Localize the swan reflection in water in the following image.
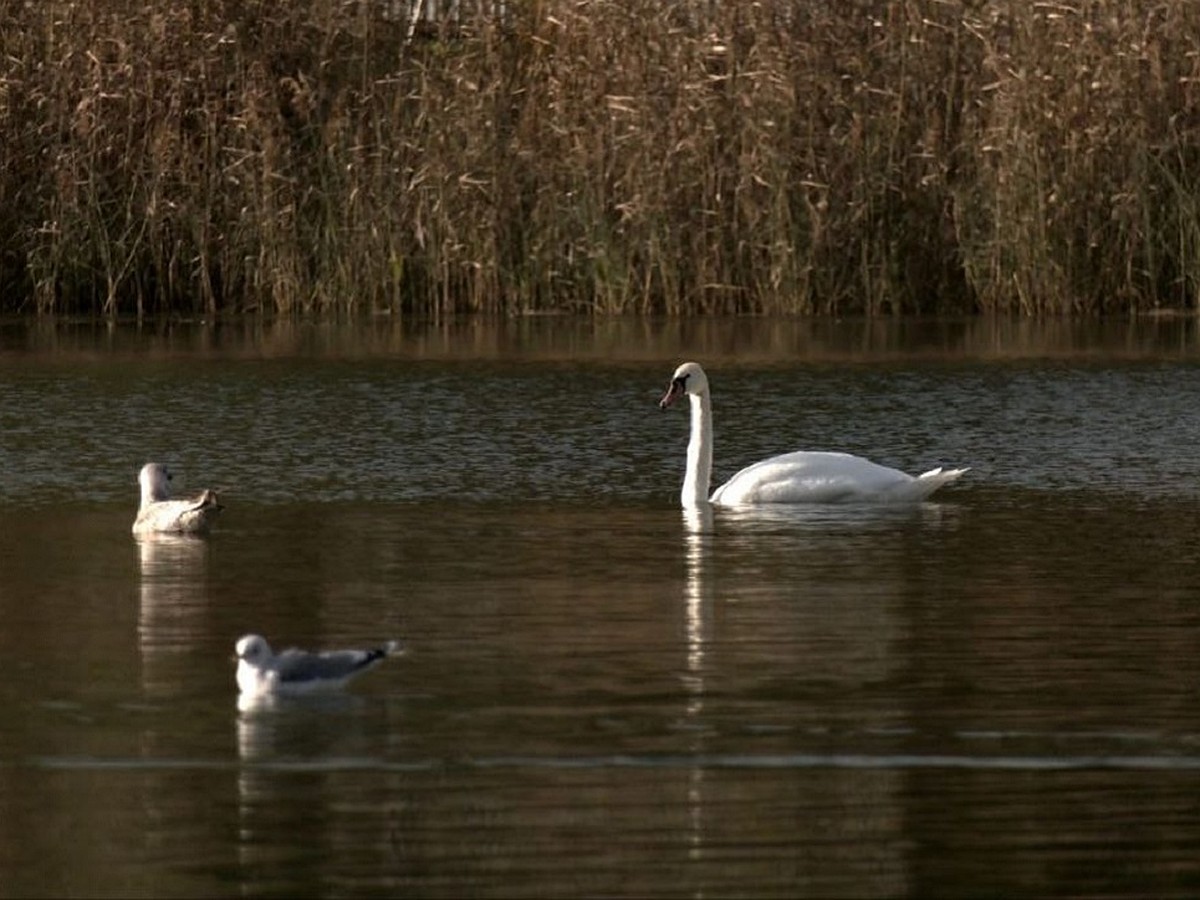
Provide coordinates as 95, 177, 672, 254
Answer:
682, 505, 714, 718
709, 499, 953, 532
682, 505, 714, 863
679, 499, 961, 888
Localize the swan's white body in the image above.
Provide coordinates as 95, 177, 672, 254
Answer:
234, 634, 403, 698
659, 362, 967, 508
132, 462, 222, 535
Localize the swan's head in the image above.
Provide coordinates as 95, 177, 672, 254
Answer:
138, 462, 173, 502
235, 634, 273, 666
659, 361, 709, 409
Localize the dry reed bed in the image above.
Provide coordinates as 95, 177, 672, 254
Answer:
1, 0, 1199, 316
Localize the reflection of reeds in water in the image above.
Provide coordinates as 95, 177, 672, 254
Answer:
16, 316, 1200, 366
5, 2, 1200, 316
136, 533, 211, 695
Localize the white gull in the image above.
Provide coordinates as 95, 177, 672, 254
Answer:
234, 634, 404, 698
132, 462, 222, 535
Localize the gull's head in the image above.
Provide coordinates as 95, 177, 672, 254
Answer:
659, 361, 709, 409
138, 462, 173, 502
235, 634, 272, 667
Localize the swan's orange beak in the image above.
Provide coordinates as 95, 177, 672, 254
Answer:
659, 378, 685, 409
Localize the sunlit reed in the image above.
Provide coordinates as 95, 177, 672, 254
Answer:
2, 1, 1199, 316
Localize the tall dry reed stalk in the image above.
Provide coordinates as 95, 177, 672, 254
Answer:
1, 0, 1200, 316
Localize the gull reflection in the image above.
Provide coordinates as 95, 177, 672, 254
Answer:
236, 691, 366, 758
236, 695, 283, 891
136, 532, 211, 696
236, 690, 369, 893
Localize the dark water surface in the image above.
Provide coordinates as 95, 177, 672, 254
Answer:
3, 316, 1200, 898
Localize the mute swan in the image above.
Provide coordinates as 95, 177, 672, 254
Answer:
234, 634, 404, 697
132, 462, 222, 535
659, 361, 968, 507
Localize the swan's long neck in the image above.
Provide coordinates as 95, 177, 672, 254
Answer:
682, 390, 714, 507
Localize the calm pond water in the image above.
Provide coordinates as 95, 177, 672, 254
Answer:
3, 316, 1200, 898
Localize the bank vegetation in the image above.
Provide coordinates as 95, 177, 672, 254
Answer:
2, 0, 1199, 317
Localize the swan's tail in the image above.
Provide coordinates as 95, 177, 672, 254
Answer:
916, 465, 964, 494
892, 468, 974, 504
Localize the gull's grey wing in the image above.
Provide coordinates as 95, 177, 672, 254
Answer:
273, 646, 391, 684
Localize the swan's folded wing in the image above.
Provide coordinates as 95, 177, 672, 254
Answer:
711, 451, 920, 505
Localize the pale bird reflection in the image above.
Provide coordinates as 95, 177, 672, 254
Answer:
682, 504, 714, 866
136, 532, 211, 697
682, 504, 714, 716
234, 634, 403, 699
235, 690, 370, 891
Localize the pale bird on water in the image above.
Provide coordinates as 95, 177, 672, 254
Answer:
132, 462, 222, 535
659, 361, 969, 507
234, 634, 404, 698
